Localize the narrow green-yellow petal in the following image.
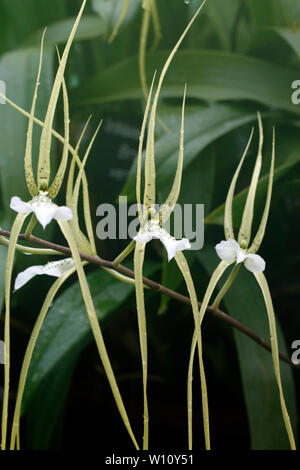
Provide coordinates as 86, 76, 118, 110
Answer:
143, 0, 207, 211
238, 113, 263, 247
1, 213, 28, 450
160, 85, 186, 223
133, 241, 149, 449
224, 128, 254, 240
58, 220, 139, 449
48, 49, 70, 199
254, 272, 296, 450
248, 128, 275, 254
10, 262, 82, 450
25, 30, 46, 197
175, 251, 210, 450
108, 0, 131, 43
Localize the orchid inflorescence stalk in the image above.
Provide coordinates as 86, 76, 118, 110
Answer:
0, 0, 296, 452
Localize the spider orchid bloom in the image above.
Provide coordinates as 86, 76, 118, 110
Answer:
134, 220, 191, 262
190, 114, 296, 450
14, 258, 75, 291
215, 238, 265, 273
10, 192, 72, 230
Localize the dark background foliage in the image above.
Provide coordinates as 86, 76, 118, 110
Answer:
0, 0, 299, 450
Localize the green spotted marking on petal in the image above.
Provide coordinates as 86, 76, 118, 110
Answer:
159, 85, 186, 223
133, 241, 149, 449
224, 128, 254, 240
248, 128, 275, 254
25, 30, 47, 197
58, 220, 139, 450
37, 0, 86, 190
254, 272, 296, 450
10, 261, 82, 450
238, 113, 263, 248
175, 251, 210, 450
48, 50, 70, 199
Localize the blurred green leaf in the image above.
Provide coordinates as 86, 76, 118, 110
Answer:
22, 260, 159, 414
25, 15, 107, 47
121, 103, 268, 203
198, 247, 297, 449
73, 50, 300, 115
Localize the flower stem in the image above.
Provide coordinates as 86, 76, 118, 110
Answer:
212, 264, 241, 313
24, 214, 37, 240
112, 239, 136, 267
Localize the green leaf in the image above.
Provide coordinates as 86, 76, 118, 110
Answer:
122, 103, 266, 203
72, 50, 300, 116
22, 261, 158, 414
274, 27, 300, 57
198, 247, 297, 449
204, 0, 238, 50
25, 15, 107, 47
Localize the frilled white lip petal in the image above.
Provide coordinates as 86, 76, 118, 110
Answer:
134, 224, 190, 261
10, 194, 73, 229
10, 196, 33, 215
215, 239, 241, 263
244, 253, 266, 273
14, 258, 75, 291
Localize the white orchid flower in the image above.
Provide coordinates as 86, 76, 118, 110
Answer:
14, 257, 75, 291
134, 220, 190, 262
215, 238, 265, 273
10, 192, 72, 229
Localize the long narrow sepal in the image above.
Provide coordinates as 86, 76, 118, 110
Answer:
58, 220, 139, 449
248, 128, 275, 254
254, 272, 296, 450
1, 213, 29, 450
160, 85, 186, 223
108, 0, 131, 43
143, 0, 207, 210
136, 73, 156, 222
133, 242, 149, 449
238, 113, 263, 247
10, 262, 82, 450
48, 49, 70, 199
37, 0, 86, 190
175, 251, 210, 450
224, 128, 254, 240
25, 30, 46, 197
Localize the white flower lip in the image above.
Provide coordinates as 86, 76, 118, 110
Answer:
10, 194, 73, 229
215, 238, 265, 273
14, 258, 75, 291
134, 222, 191, 261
